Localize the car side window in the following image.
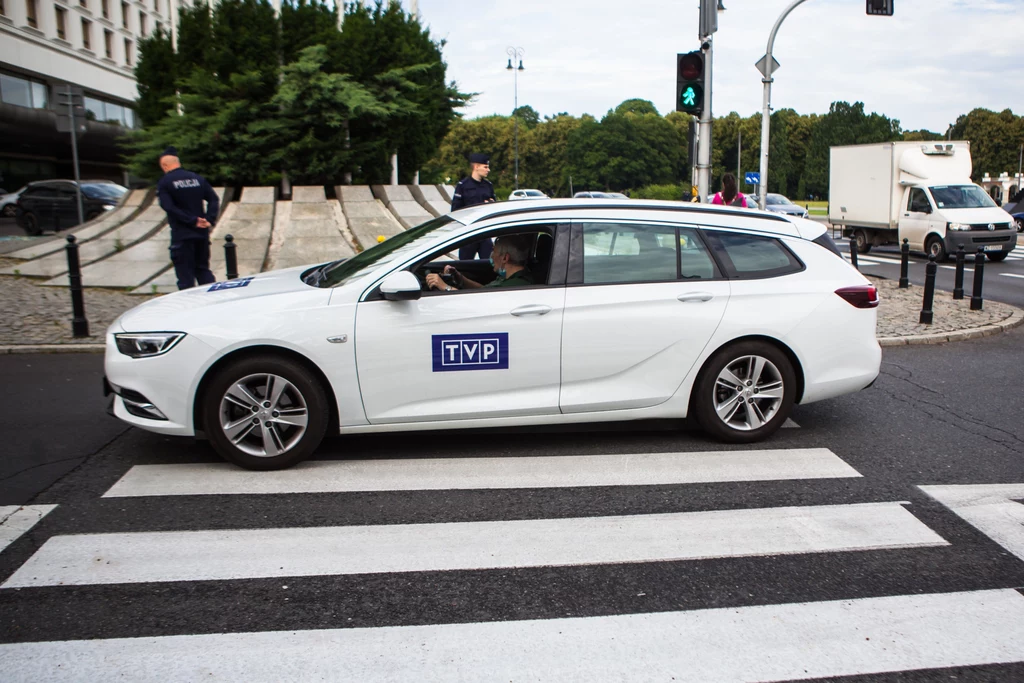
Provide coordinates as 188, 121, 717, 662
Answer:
908, 188, 930, 213
580, 222, 716, 284
705, 230, 803, 279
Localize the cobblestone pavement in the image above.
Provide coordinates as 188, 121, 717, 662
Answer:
0, 258, 1020, 348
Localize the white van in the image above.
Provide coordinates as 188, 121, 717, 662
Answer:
829, 141, 1016, 261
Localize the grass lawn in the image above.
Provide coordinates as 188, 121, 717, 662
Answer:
800, 200, 828, 215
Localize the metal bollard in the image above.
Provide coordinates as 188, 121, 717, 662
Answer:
849, 237, 859, 270
224, 234, 238, 281
65, 235, 89, 337
899, 238, 910, 288
970, 248, 985, 311
54, 212, 61, 233
919, 253, 936, 325
953, 245, 965, 300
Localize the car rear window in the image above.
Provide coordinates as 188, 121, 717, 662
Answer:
705, 230, 804, 279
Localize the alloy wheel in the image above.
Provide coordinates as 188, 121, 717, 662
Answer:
218, 373, 309, 457
712, 355, 785, 431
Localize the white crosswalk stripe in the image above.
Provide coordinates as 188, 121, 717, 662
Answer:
1, 447, 1022, 680
2, 590, 1023, 682
0, 505, 57, 554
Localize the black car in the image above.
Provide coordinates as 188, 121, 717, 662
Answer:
15, 180, 128, 235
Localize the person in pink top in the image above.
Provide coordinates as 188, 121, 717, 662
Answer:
711, 173, 750, 208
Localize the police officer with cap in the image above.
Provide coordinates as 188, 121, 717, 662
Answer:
451, 152, 496, 260
156, 146, 221, 290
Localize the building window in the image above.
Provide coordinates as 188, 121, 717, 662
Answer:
0, 73, 48, 110
155, 20, 161, 33
81, 18, 91, 50
151, 0, 156, 12
104, 29, 112, 58
124, 37, 132, 65
101, 0, 108, 19
84, 95, 135, 127
120, 1, 127, 28
79, 0, 86, 8
25, 0, 37, 28
138, 10, 145, 36
1, 0, 6, 17
55, 7, 67, 39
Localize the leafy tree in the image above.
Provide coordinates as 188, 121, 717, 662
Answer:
513, 105, 540, 129
567, 108, 683, 191
519, 113, 583, 195
949, 109, 1024, 181
903, 129, 944, 142
209, 0, 281, 97
280, 0, 339, 64
176, 1, 214, 80
253, 45, 410, 185
421, 115, 516, 189
614, 99, 660, 117
803, 101, 902, 198
134, 27, 176, 128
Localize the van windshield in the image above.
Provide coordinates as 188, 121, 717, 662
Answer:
929, 185, 997, 209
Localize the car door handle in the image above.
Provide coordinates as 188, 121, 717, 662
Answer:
510, 304, 552, 317
677, 292, 714, 303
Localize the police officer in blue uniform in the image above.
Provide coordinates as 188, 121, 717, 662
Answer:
451, 152, 496, 260
156, 147, 221, 290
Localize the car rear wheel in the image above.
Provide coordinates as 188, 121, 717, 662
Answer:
852, 229, 871, 254
2, 204, 15, 217
693, 341, 796, 443
201, 355, 329, 470
21, 212, 40, 236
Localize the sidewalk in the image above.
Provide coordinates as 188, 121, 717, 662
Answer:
0, 260, 1021, 352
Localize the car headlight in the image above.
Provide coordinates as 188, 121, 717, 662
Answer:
114, 332, 185, 358
103, 204, 116, 211
947, 222, 971, 231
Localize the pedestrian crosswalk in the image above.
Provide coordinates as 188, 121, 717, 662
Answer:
1, 446, 1023, 681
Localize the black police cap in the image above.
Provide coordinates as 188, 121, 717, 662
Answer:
468, 153, 489, 165
160, 146, 179, 158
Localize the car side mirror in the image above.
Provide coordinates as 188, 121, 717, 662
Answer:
380, 271, 422, 301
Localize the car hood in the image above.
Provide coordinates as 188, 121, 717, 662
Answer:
118, 264, 325, 332
937, 207, 1015, 224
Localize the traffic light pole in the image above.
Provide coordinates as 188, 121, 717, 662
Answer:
697, 35, 713, 202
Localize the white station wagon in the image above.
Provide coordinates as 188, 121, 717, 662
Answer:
104, 199, 881, 470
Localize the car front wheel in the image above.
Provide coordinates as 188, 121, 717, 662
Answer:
201, 354, 329, 470
986, 251, 1008, 262
21, 212, 40, 236
693, 341, 796, 443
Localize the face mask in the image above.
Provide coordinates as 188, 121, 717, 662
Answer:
491, 255, 506, 278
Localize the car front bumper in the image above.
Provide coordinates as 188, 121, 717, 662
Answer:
945, 229, 1017, 254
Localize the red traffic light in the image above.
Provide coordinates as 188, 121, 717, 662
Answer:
678, 52, 703, 80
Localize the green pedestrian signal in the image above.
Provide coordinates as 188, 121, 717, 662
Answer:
675, 51, 705, 116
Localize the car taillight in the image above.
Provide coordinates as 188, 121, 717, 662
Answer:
835, 285, 879, 309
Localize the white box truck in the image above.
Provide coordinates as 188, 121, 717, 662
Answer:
829, 141, 1016, 261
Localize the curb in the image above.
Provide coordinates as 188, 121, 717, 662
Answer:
877, 309, 1024, 347
0, 344, 105, 354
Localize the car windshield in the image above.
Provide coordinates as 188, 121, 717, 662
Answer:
315, 215, 457, 288
81, 182, 128, 200
525, 190, 544, 196
766, 195, 792, 205
929, 185, 997, 209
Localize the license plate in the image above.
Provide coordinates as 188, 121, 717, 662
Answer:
984, 245, 1004, 252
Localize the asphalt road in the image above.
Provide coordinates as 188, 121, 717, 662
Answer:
1, 332, 1024, 680
837, 235, 1024, 308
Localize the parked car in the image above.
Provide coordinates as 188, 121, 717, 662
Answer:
0, 186, 27, 217
15, 180, 128, 235
763, 193, 810, 218
508, 189, 549, 200
104, 199, 880, 470
574, 191, 612, 198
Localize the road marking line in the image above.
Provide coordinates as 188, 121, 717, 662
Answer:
102, 448, 859, 497
1, 502, 945, 588
1, 590, 1021, 682
920, 483, 1024, 562
1001, 273, 1024, 279
0, 505, 57, 554
781, 418, 799, 428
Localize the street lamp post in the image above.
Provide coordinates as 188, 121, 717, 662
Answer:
506, 46, 525, 190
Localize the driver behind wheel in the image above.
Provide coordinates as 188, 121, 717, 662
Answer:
425, 235, 534, 292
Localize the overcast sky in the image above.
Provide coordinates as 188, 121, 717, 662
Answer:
412, 0, 1023, 134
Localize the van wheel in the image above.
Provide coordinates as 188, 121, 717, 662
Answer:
925, 235, 947, 262
201, 354, 329, 470
853, 229, 872, 254
986, 251, 1008, 262
693, 341, 796, 443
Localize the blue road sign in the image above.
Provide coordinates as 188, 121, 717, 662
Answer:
744, 172, 760, 185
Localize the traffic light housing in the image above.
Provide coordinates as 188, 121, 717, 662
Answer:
676, 51, 704, 116
866, 0, 893, 16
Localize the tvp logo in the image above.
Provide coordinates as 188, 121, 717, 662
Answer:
432, 333, 509, 372
208, 277, 253, 292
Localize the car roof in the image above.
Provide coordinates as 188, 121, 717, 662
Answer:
449, 198, 811, 238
